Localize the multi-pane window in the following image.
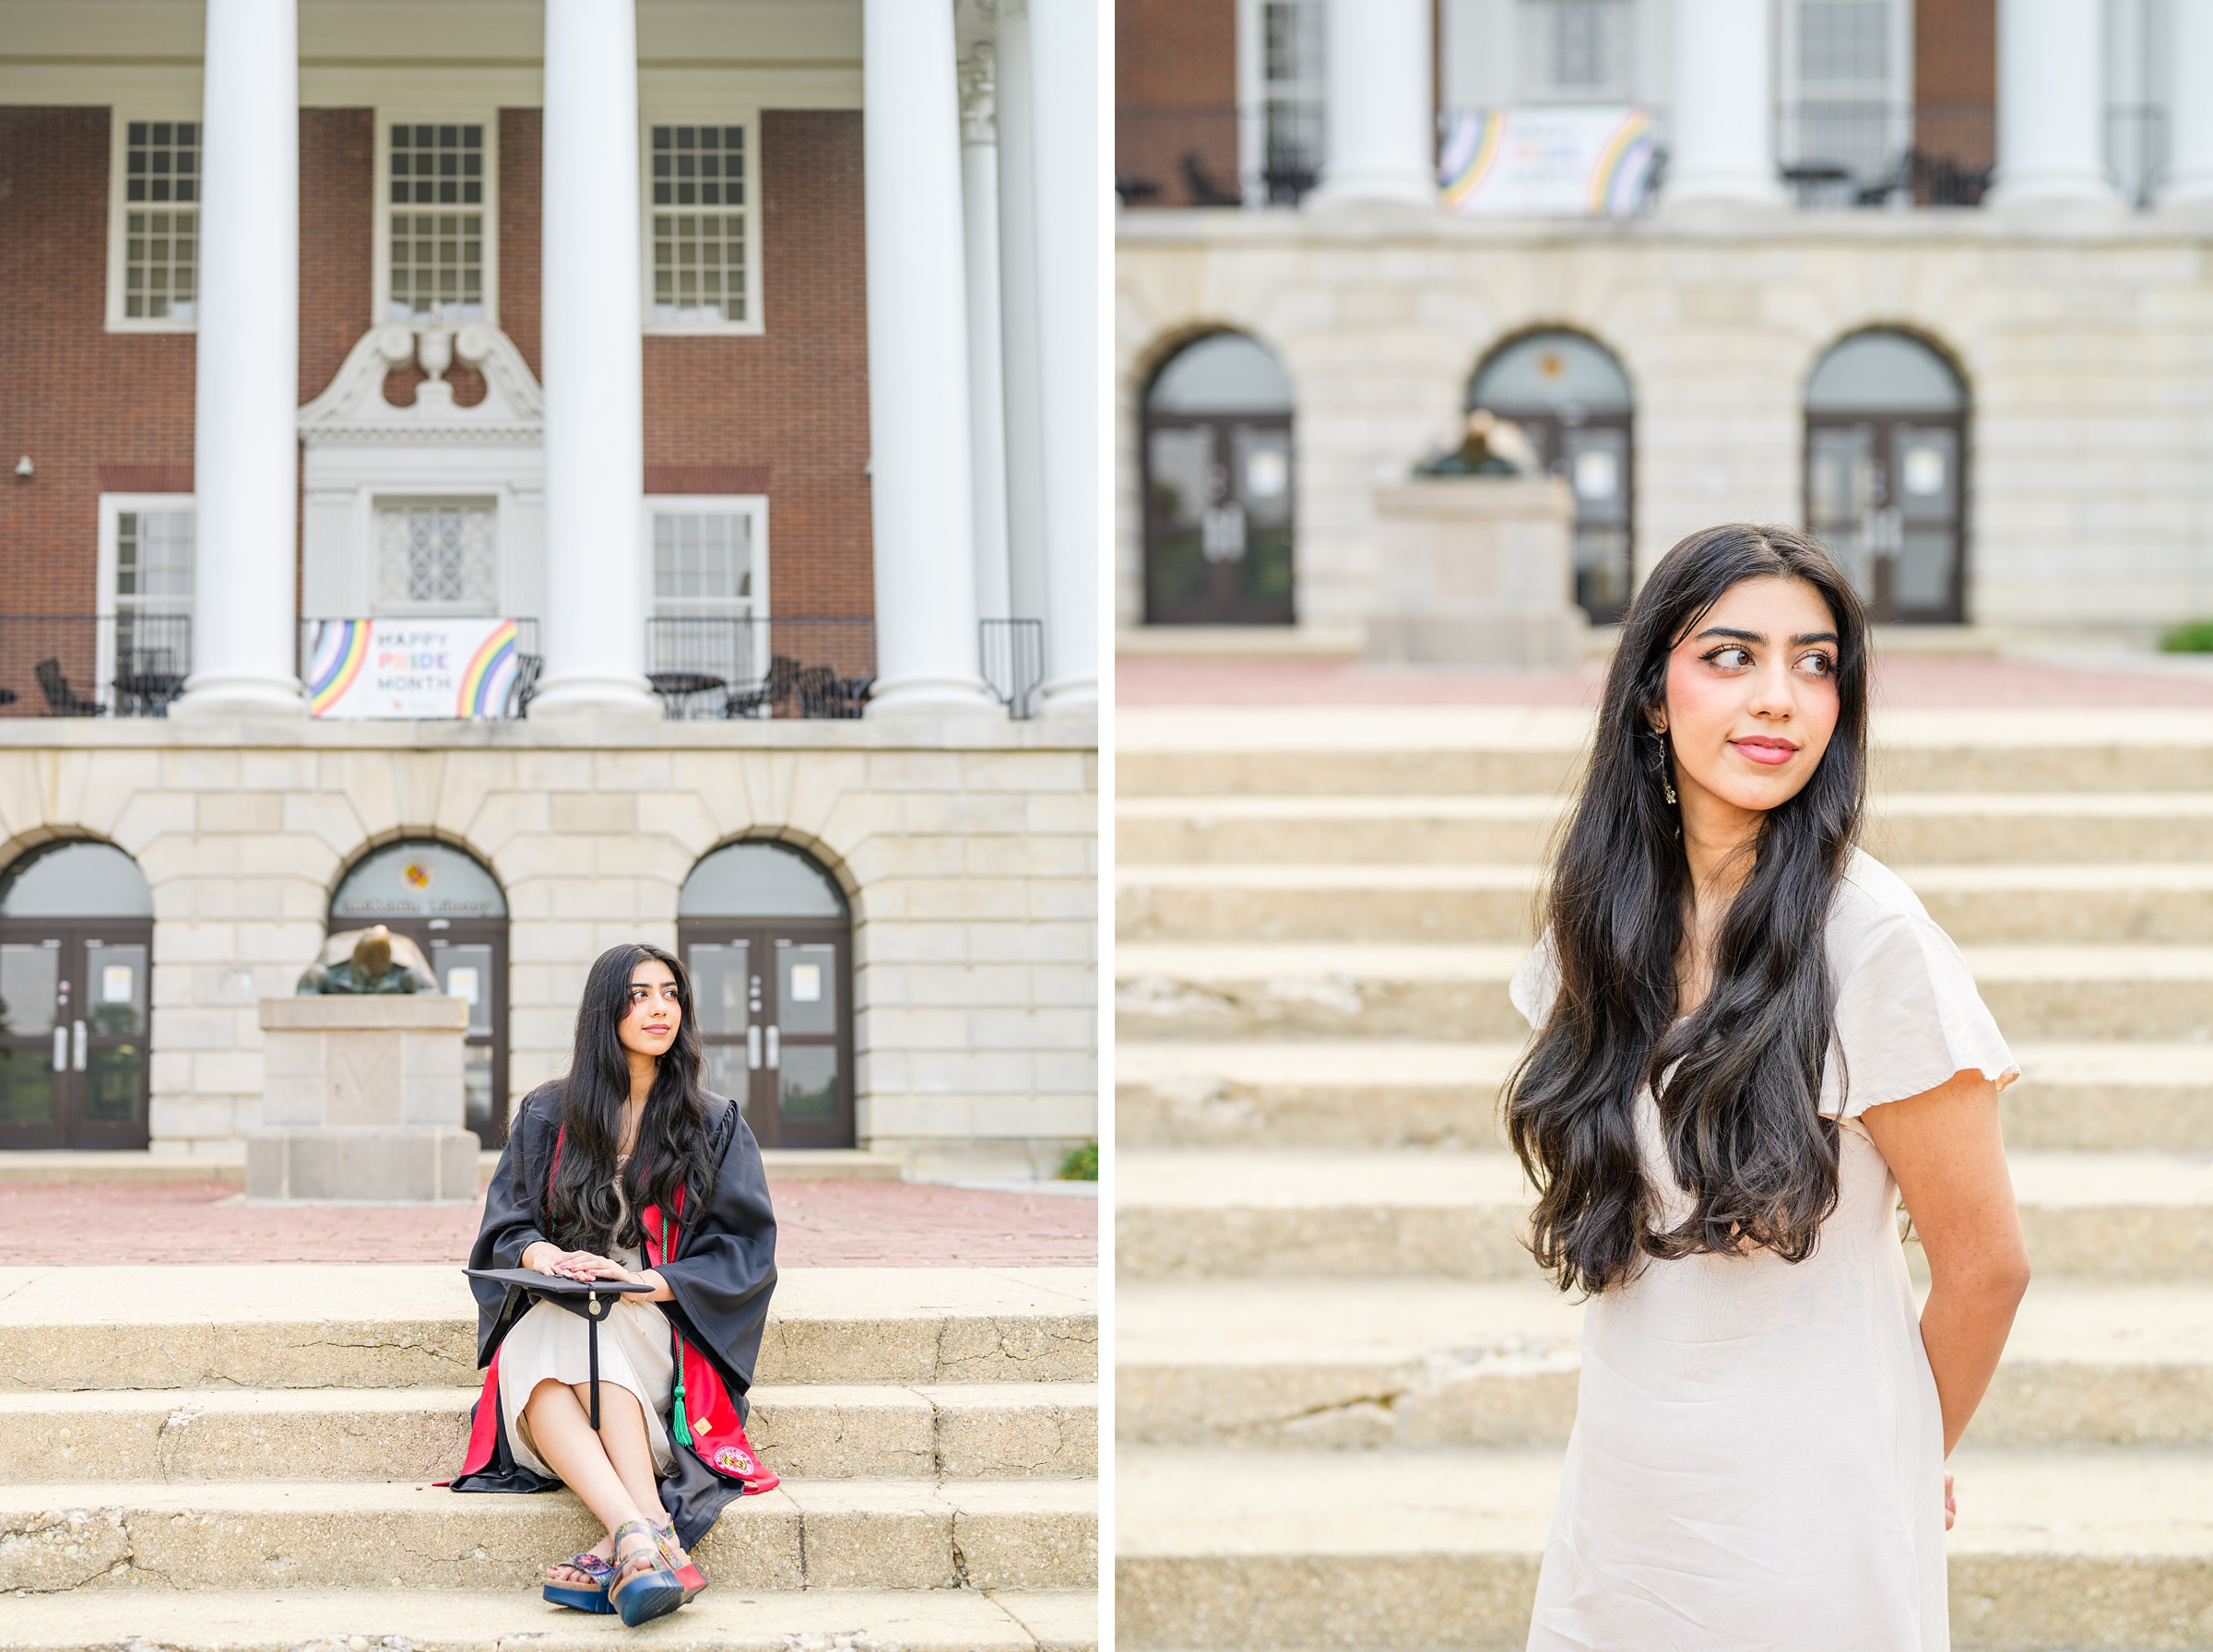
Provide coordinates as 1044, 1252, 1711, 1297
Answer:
1517, 0, 1635, 101
376, 502, 496, 613
114, 510, 194, 662
388, 124, 485, 322
654, 513, 757, 613
649, 126, 748, 324
121, 122, 199, 321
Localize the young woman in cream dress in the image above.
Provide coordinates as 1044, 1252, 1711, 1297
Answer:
1506, 525, 2030, 1651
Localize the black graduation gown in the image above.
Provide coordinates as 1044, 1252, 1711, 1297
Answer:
447, 1083, 778, 1547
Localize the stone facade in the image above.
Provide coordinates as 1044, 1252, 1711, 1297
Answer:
1117, 206, 2213, 648
0, 714, 1097, 1180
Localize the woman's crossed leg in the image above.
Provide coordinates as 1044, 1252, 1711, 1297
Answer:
524, 1378, 693, 1588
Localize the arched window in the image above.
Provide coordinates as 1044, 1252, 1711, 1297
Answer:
678, 842, 853, 1150
1142, 331, 1296, 626
329, 840, 510, 1145
1805, 330, 1968, 623
0, 841, 154, 1150
1468, 330, 1637, 623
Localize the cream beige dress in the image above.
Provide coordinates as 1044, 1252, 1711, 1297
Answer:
1512, 851, 2018, 1652
498, 1157, 678, 1480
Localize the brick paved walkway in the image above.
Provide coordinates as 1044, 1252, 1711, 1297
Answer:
1118, 651, 2213, 710
0, 1179, 1096, 1268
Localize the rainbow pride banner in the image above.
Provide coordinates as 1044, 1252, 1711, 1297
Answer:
1439, 107, 1655, 218
306, 618, 522, 719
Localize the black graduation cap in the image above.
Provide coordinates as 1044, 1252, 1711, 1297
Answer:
466, 1268, 654, 1430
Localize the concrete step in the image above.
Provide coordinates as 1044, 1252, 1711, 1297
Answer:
0, 1475, 1097, 1594
0, 1150, 244, 1185
1116, 1039, 2213, 1153
1115, 1442, 2213, 1650
1117, 792, 2213, 867
1116, 1149, 2213, 1282
0, 1381, 1098, 1483
0, 1265, 1098, 1392
0, 1587, 1097, 1652
1115, 942, 2213, 1042
1118, 1277, 2213, 1449
1118, 706, 2213, 797
1118, 863, 2213, 947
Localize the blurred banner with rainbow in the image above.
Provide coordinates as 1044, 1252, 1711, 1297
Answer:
306, 618, 522, 719
1439, 107, 1655, 217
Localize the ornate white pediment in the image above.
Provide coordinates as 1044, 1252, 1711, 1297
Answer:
298, 324, 544, 446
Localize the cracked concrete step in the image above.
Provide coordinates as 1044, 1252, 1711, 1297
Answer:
0, 1476, 1097, 1594
0, 1381, 1099, 1484
1118, 1278, 2213, 1449
0, 1587, 1097, 1652
1117, 793, 2213, 867
1118, 863, 2213, 947
1118, 706, 2213, 796
1116, 1040, 2213, 1153
0, 1265, 1097, 1392
1115, 1442, 2213, 1650
1115, 942, 2213, 1041
1116, 1149, 2213, 1282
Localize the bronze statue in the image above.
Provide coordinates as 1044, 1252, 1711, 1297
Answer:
1417, 407, 1540, 477
297, 924, 438, 995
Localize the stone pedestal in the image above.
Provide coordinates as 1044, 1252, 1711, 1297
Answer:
247, 996, 479, 1201
1366, 477, 1588, 667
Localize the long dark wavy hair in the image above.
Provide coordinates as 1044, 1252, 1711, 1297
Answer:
549, 942, 722, 1254
1505, 524, 1871, 1296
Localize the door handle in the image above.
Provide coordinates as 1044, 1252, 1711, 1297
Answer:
765, 1025, 780, 1069
52, 1027, 66, 1072
746, 1025, 762, 1069
72, 1021, 87, 1071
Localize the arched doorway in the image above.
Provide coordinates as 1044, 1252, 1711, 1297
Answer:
328, 840, 510, 1146
1142, 331, 1296, 626
1468, 330, 1636, 623
1805, 330, 1969, 623
0, 841, 154, 1149
678, 841, 854, 1150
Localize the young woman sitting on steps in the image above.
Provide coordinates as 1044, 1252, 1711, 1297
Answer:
452, 941, 779, 1627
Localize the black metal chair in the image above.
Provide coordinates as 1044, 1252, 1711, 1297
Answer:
35, 657, 103, 717
727, 655, 800, 719
506, 653, 543, 718
799, 667, 872, 720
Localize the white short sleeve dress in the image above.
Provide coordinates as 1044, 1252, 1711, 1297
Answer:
496, 1157, 679, 1481
1513, 850, 2018, 1652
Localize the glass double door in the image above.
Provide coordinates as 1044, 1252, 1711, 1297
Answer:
682, 922, 853, 1149
1806, 416, 1965, 623
1143, 414, 1296, 625
0, 924, 152, 1149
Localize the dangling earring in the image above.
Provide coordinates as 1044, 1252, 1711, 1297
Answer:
1663, 773, 1677, 807
1652, 722, 1677, 806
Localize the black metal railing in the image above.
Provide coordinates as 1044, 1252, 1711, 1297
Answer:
645, 617, 876, 721
1776, 100, 1996, 207
980, 618, 1045, 720
1117, 102, 1325, 207
0, 615, 191, 718
298, 617, 543, 719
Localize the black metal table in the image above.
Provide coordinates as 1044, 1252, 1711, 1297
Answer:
647, 670, 728, 719
114, 672, 186, 717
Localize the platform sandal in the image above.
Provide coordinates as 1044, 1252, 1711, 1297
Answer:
541, 1545, 618, 1614
607, 1518, 687, 1627
652, 1517, 709, 1604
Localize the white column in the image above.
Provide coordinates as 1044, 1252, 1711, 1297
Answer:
2158, 0, 2213, 206
174, 0, 304, 718
529, 0, 657, 719
1661, 0, 1786, 206
1310, 0, 1435, 206
863, 0, 995, 714
1988, 0, 2121, 206
1026, 0, 1100, 713
996, 0, 1050, 633
961, 41, 1013, 626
